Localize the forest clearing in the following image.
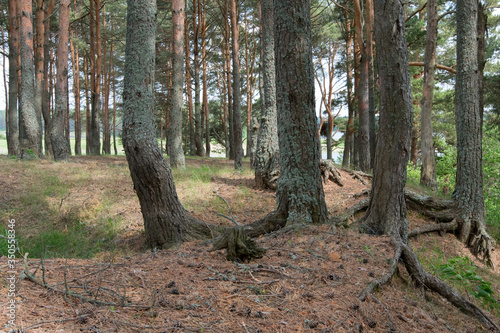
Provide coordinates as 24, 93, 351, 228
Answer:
0, 156, 499, 332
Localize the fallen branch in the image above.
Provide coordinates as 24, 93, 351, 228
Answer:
330, 197, 370, 227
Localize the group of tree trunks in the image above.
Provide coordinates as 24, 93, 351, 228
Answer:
122, 0, 499, 329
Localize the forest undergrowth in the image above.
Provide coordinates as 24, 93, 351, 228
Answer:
0, 156, 499, 332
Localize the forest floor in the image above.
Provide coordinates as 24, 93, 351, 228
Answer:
0, 156, 499, 333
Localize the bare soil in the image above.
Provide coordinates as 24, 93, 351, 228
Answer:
0, 156, 498, 333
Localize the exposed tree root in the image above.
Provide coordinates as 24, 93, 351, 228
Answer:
400, 243, 499, 331
330, 197, 370, 227
208, 226, 266, 261
341, 168, 372, 185
341, 189, 495, 267
408, 219, 458, 238
320, 159, 344, 186
359, 239, 402, 301
359, 237, 500, 331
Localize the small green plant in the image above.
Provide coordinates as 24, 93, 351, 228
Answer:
435, 256, 498, 311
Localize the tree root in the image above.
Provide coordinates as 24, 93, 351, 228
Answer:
400, 242, 499, 331
320, 159, 344, 186
208, 226, 266, 261
359, 239, 402, 301
359, 237, 500, 331
408, 219, 458, 238
469, 226, 495, 269
341, 168, 372, 185
330, 197, 370, 227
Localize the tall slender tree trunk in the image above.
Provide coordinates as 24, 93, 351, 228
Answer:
42, 0, 54, 157
225, 1, 234, 160
34, 0, 44, 153
70, 10, 81, 155
254, 0, 279, 190
102, 6, 111, 155
89, 0, 101, 155
230, 0, 243, 170
454, 0, 493, 263
353, 0, 370, 172
185, 1, 196, 155
169, 0, 186, 168
420, 0, 438, 189
201, 0, 210, 157
193, 0, 204, 156
19, 0, 42, 158
362, 0, 413, 241
84, 53, 90, 154
366, 0, 376, 168
7, 0, 20, 156
477, 3, 486, 128
50, 0, 71, 160
342, 12, 353, 168
112, 61, 117, 155
2, 28, 8, 139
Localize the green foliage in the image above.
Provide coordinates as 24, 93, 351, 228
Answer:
483, 129, 500, 240
434, 256, 499, 311
435, 144, 457, 190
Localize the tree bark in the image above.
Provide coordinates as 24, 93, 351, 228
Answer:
353, 0, 370, 172
193, 0, 205, 157
366, 0, 376, 168
34, 0, 44, 154
169, 0, 186, 168
89, 0, 101, 155
123, 0, 213, 249
50, 0, 71, 160
274, 0, 328, 225
254, 0, 279, 190
7, 0, 20, 156
362, 0, 413, 241
342, 11, 353, 168
19, 0, 42, 158
201, 0, 210, 157
230, 0, 243, 170
454, 0, 493, 266
70, 3, 81, 155
185, 0, 196, 155
42, 0, 54, 157
420, 0, 438, 190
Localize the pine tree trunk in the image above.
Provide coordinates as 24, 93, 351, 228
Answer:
123, 0, 212, 248
454, 0, 487, 245
102, 6, 111, 155
254, 0, 279, 190
19, 0, 42, 158
230, 0, 243, 170
353, 0, 370, 172
274, 0, 328, 225
366, 0, 376, 168
50, 0, 71, 160
89, 0, 101, 155
342, 12, 353, 168
34, 0, 44, 153
84, 53, 90, 154
70, 14, 82, 155
201, 0, 210, 157
169, 0, 186, 168
7, 0, 20, 156
185, 2, 196, 155
362, 0, 413, 241
225, 2, 234, 160
420, 0, 438, 189
42, 0, 54, 157
193, 0, 205, 157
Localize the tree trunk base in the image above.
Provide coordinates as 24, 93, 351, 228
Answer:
208, 226, 266, 261
359, 237, 499, 331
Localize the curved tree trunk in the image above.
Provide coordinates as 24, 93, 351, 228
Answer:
254, 0, 279, 190
123, 0, 213, 249
169, 0, 186, 168
420, 0, 438, 190
50, 0, 71, 160
362, 0, 413, 241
